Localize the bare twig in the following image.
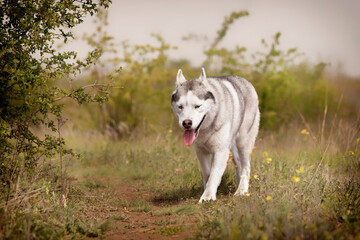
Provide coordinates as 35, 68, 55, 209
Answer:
0, 187, 61, 208
52, 83, 122, 103
297, 109, 316, 142
304, 93, 344, 192
320, 87, 328, 146
304, 140, 331, 192
57, 117, 66, 201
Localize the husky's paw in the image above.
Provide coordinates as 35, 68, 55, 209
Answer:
198, 192, 216, 204
234, 188, 248, 196
235, 180, 249, 196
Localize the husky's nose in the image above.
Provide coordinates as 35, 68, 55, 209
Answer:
182, 120, 192, 129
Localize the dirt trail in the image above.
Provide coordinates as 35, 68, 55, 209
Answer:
79, 178, 198, 239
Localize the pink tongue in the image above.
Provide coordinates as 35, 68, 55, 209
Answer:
183, 130, 196, 146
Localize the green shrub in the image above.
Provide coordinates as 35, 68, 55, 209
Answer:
0, 0, 112, 238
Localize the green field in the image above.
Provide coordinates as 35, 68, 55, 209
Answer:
68, 119, 359, 239
4, 119, 359, 239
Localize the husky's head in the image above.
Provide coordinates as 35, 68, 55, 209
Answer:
171, 68, 215, 146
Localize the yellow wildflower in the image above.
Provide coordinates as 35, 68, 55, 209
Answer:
301, 129, 310, 135
246, 193, 251, 197
262, 151, 269, 157
291, 176, 301, 183
348, 151, 354, 155
168, 129, 173, 133
357, 138, 360, 142
266, 157, 272, 164
296, 166, 304, 173
254, 174, 258, 179
266, 196, 272, 201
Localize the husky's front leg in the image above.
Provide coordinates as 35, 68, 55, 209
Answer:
199, 150, 229, 203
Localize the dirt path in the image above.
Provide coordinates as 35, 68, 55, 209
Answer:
77, 178, 198, 239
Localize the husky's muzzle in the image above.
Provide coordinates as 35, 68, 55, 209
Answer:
183, 114, 206, 146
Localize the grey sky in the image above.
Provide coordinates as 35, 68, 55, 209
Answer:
73, 0, 360, 77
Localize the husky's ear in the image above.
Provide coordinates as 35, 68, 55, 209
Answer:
176, 69, 186, 87
199, 67, 207, 82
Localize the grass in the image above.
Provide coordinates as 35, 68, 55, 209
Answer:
64, 117, 359, 239
1, 118, 359, 239
195, 121, 360, 239
157, 225, 186, 236
116, 198, 153, 212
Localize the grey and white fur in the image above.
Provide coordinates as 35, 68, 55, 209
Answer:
171, 68, 260, 203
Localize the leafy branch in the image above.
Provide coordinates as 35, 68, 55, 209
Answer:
209, 10, 249, 49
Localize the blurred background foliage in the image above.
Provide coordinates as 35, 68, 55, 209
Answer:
70, 9, 357, 139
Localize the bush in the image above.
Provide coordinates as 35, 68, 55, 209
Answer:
0, 0, 112, 238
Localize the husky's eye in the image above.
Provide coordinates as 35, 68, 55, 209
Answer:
195, 105, 201, 109
178, 105, 183, 110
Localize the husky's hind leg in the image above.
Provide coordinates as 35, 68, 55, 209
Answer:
235, 152, 251, 195
232, 139, 251, 196
234, 108, 260, 195
231, 143, 241, 186
233, 131, 258, 195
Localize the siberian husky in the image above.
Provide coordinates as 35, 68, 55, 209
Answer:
171, 68, 260, 203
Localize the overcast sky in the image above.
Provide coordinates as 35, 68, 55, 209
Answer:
72, 0, 360, 77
